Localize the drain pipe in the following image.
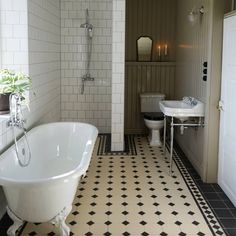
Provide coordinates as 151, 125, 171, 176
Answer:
176, 118, 204, 135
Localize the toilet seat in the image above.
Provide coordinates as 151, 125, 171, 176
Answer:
144, 112, 164, 121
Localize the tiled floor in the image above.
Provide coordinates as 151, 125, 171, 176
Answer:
13, 135, 230, 236
12, 136, 227, 236
174, 145, 236, 236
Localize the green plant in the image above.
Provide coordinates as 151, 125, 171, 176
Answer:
0, 69, 31, 97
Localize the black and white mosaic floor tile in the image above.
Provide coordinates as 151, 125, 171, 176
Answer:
3, 136, 230, 236
97, 134, 137, 156
170, 146, 225, 236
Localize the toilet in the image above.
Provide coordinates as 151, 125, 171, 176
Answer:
140, 93, 166, 146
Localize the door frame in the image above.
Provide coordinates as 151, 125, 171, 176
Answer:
202, 0, 225, 182
218, 12, 236, 206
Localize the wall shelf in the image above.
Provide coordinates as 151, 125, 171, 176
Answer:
125, 61, 176, 66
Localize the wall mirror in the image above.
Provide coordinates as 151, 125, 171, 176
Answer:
137, 36, 153, 61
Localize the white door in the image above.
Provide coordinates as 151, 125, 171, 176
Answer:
218, 14, 236, 207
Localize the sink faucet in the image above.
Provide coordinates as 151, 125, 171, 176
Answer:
183, 96, 198, 106
7, 93, 26, 129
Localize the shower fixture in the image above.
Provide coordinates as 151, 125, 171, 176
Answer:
80, 9, 93, 28
80, 22, 93, 32
80, 9, 94, 94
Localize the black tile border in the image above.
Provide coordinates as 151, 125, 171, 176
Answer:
0, 213, 12, 236
169, 145, 225, 236
0, 213, 26, 236
97, 134, 137, 156
173, 142, 236, 236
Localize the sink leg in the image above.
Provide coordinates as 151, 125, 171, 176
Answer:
169, 117, 174, 176
163, 116, 166, 155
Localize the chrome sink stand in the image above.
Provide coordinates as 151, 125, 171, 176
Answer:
163, 116, 204, 176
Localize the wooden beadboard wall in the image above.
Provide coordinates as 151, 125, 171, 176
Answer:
174, 0, 212, 179
125, 62, 175, 134
125, 0, 177, 61
175, 0, 231, 182
125, 0, 177, 133
175, 0, 210, 103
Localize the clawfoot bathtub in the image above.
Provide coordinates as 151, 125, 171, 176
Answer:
0, 122, 98, 236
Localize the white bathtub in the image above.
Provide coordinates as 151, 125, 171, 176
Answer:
0, 122, 98, 236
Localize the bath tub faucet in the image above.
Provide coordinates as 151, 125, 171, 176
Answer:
7, 93, 26, 129
7, 92, 32, 167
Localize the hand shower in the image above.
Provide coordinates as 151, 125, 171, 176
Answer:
8, 93, 32, 167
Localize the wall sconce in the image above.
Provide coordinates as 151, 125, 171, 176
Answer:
188, 6, 204, 23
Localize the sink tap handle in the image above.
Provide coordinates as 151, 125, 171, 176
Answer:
183, 96, 198, 106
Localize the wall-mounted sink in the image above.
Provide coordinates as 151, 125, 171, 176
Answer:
161, 97, 205, 176
159, 97, 205, 121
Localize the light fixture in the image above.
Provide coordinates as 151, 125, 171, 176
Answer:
188, 6, 204, 23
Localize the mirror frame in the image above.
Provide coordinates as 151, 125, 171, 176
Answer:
136, 36, 153, 62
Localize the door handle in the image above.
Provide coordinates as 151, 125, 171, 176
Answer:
217, 100, 224, 111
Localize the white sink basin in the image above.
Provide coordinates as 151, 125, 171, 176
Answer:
159, 98, 205, 119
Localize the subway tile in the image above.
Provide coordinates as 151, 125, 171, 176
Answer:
61, 0, 112, 133
0, 0, 60, 152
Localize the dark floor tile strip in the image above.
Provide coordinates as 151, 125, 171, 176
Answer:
0, 213, 12, 236
0, 212, 27, 236
173, 142, 236, 236
97, 134, 137, 156
166, 147, 219, 235
175, 144, 236, 217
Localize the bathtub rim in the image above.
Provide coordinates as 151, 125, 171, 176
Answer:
0, 122, 98, 187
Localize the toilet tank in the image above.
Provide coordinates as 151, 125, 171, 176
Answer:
140, 93, 165, 113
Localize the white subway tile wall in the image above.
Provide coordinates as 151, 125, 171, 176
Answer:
111, 0, 125, 151
0, 0, 29, 73
0, 0, 61, 218
60, 0, 112, 133
0, 0, 29, 153
27, 0, 61, 126
0, 0, 61, 152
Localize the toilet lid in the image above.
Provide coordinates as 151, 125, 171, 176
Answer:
144, 112, 164, 121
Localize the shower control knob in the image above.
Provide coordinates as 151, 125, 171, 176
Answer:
203, 69, 207, 74
203, 75, 207, 81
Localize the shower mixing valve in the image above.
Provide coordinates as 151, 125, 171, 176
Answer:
82, 74, 95, 82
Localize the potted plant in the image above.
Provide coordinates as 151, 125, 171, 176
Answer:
0, 69, 31, 114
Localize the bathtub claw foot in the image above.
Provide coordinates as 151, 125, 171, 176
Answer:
6, 207, 24, 236
58, 219, 70, 236
51, 206, 72, 236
